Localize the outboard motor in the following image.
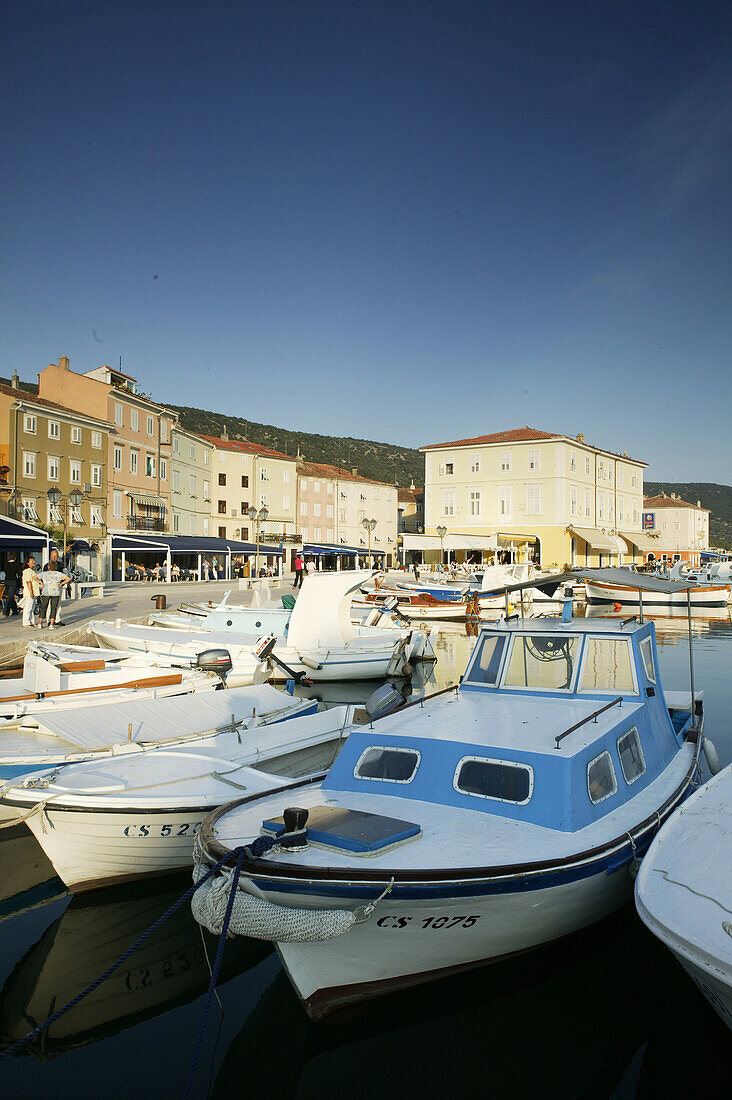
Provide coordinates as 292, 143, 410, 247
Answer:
194, 648, 233, 687
365, 683, 408, 721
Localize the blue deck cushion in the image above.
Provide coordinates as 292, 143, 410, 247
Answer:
263, 805, 420, 853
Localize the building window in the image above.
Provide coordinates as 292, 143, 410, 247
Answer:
218, 500, 227, 514
130, 451, 138, 475
617, 468, 624, 487
173, 435, 179, 453
146, 454, 156, 477
23, 451, 36, 478
91, 504, 103, 527
327, 482, 333, 494
173, 512, 180, 532
300, 501, 308, 516
528, 485, 543, 515
570, 451, 576, 472
260, 467, 269, 481
48, 420, 60, 439
327, 527, 334, 541
498, 487, 512, 521
618, 497, 624, 522
339, 509, 346, 523
113, 490, 123, 518
203, 479, 210, 500
283, 494, 290, 511
160, 420, 168, 443
441, 490, 455, 517
92, 430, 102, 448
499, 451, 511, 472
218, 526, 226, 538
598, 494, 604, 521
202, 448, 208, 464
189, 475, 196, 495
160, 457, 167, 480
172, 470, 180, 492
130, 409, 139, 431
326, 503, 334, 518
241, 501, 249, 514
48, 455, 60, 481
674, 521, 680, 531
469, 453, 481, 474
585, 490, 592, 518
300, 478, 308, 491
445, 462, 454, 475
91, 464, 102, 487
203, 517, 210, 536
469, 490, 481, 520
282, 469, 290, 484
24, 414, 37, 434
218, 472, 226, 486
189, 443, 195, 460
70, 460, 81, 484
241, 475, 248, 488
313, 527, 322, 541
313, 480, 320, 493
148, 416, 155, 437
313, 502, 321, 517
585, 456, 591, 475
528, 449, 540, 471
70, 425, 82, 444
23, 498, 39, 521
631, 474, 639, 488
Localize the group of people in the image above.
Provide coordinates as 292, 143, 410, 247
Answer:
292, 554, 317, 588
2, 548, 71, 629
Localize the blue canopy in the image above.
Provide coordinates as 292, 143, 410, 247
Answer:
304, 542, 386, 558
0, 515, 51, 550
111, 534, 283, 556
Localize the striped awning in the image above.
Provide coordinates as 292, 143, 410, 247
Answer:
126, 491, 166, 509
620, 530, 662, 552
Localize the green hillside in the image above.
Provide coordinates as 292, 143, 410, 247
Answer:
169, 405, 425, 488
645, 482, 732, 548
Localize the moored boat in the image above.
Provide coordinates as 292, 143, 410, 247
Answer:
635, 762, 732, 1030
191, 589, 707, 1018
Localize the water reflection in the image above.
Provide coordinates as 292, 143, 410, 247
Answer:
211, 910, 729, 1099
0, 825, 66, 924
0, 875, 271, 1058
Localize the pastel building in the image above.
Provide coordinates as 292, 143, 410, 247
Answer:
170, 427, 214, 536
641, 494, 710, 565
420, 426, 651, 568
38, 357, 176, 535
297, 462, 398, 567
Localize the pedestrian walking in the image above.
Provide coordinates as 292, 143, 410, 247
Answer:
3, 552, 21, 617
211, 557, 219, 580
41, 560, 71, 628
203, 558, 210, 581
293, 553, 304, 588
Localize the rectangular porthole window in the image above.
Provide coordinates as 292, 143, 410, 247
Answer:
617, 727, 646, 785
355, 746, 420, 783
587, 751, 617, 804
639, 637, 656, 684
454, 757, 533, 804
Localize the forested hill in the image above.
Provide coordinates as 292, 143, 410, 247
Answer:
644, 482, 732, 548
169, 405, 425, 488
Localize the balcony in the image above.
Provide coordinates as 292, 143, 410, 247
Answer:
127, 515, 167, 532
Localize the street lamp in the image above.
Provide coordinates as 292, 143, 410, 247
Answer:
248, 505, 269, 578
436, 525, 447, 566
362, 517, 377, 568
47, 486, 84, 559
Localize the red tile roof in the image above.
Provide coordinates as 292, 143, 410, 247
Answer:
398, 487, 424, 503
644, 494, 709, 511
420, 425, 647, 465
298, 459, 393, 488
197, 435, 294, 460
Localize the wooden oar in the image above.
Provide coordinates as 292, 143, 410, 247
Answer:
0, 672, 184, 704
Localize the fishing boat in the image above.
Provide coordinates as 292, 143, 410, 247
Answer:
0, 643, 228, 727
0, 704, 354, 892
0, 681, 317, 785
583, 567, 730, 608
91, 573, 417, 681
191, 572, 713, 1019
635, 762, 732, 1030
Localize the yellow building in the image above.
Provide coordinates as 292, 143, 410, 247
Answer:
199, 434, 298, 546
421, 426, 652, 568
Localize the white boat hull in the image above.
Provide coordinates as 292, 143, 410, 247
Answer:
269, 862, 633, 1018
585, 580, 730, 607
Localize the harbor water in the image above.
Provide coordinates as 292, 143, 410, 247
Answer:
1, 608, 731, 1096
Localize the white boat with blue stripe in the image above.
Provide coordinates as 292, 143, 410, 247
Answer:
192, 580, 711, 1018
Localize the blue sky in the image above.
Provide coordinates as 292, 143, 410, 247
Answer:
2, 1, 730, 480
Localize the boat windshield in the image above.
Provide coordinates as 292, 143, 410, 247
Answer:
465, 634, 508, 685
503, 634, 578, 691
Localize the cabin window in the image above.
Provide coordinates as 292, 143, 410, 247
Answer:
355, 747, 420, 784
466, 634, 507, 685
455, 757, 533, 804
639, 637, 656, 684
617, 727, 646, 784
587, 751, 617, 804
503, 635, 578, 691
579, 638, 636, 694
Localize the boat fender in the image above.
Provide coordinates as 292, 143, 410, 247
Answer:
613, 602, 622, 612
703, 737, 722, 775
401, 662, 413, 678
300, 655, 323, 671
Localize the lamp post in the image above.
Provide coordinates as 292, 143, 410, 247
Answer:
437, 525, 447, 566
362, 517, 377, 568
247, 505, 269, 578
47, 486, 84, 560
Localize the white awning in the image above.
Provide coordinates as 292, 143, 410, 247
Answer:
620, 530, 663, 552
569, 526, 623, 552
126, 491, 166, 509
401, 533, 498, 552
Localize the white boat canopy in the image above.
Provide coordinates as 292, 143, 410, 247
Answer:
17, 684, 300, 752
286, 570, 374, 650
